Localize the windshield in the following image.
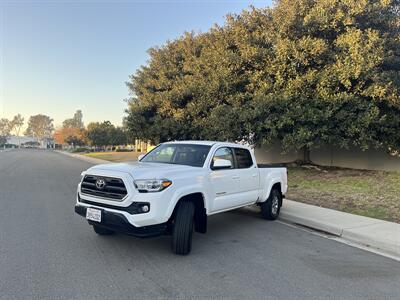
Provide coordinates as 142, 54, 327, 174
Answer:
140, 143, 211, 167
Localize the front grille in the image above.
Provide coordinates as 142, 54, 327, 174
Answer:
81, 175, 127, 200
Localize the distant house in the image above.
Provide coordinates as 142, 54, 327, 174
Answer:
7, 136, 36, 147
6, 136, 54, 149
134, 139, 155, 152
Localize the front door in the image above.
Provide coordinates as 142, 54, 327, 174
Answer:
209, 147, 241, 212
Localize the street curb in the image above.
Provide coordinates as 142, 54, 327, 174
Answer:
279, 211, 343, 236
341, 224, 400, 258
54, 150, 110, 165
278, 200, 400, 258
0, 149, 12, 153
246, 202, 344, 237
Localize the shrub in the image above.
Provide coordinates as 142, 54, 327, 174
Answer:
116, 148, 133, 152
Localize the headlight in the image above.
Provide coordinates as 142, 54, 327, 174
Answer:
134, 179, 172, 192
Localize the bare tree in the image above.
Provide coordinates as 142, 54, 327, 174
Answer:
25, 114, 54, 142
0, 118, 11, 147
11, 114, 24, 148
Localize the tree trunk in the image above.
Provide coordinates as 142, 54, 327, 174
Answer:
302, 146, 311, 164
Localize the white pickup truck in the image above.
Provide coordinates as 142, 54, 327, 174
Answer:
75, 141, 287, 255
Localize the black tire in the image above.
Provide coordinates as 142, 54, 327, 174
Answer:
172, 201, 195, 255
93, 225, 114, 235
261, 188, 281, 220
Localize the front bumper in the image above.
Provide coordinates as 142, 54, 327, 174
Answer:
75, 204, 168, 238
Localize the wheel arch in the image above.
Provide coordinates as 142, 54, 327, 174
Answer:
261, 181, 283, 206
169, 192, 207, 234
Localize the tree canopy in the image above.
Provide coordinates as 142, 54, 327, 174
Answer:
25, 114, 54, 139
86, 121, 127, 147
0, 118, 11, 146
54, 111, 86, 146
54, 110, 127, 148
11, 114, 24, 136
63, 110, 84, 129
125, 0, 400, 153
0, 115, 25, 147
54, 127, 86, 146
10, 114, 24, 148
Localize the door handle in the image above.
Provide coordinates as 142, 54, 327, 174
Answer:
232, 175, 240, 180
252, 174, 257, 177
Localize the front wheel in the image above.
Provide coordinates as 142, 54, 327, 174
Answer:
261, 189, 281, 220
171, 201, 195, 255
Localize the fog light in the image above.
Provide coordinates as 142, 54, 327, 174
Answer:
141, 205, 149, 213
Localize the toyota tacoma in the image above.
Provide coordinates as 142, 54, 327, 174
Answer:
75, 141, 287, 255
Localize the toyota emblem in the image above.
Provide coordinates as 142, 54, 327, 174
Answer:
95, 178, 106, 189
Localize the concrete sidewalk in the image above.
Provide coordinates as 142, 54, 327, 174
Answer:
280, 199, 400, 258
54, 150, 110, 165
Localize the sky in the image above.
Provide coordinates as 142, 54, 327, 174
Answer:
0, 0, 272, 129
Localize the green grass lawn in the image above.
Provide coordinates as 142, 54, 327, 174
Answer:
84, 151, 143, 162
287, 166, 400, 223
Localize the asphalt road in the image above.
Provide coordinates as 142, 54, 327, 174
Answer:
0, 149, 399, 299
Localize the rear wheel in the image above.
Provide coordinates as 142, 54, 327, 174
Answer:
261, 188, 281, 220
171, 201, 195, 255
93, 225, 114, 235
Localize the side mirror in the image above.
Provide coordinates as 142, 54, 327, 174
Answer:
138, 154, 145, 162
212, 159, 232, 170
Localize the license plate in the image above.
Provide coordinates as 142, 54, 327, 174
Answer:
86, 208, 102, 222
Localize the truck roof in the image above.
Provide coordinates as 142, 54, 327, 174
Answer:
163, 140, 217, 146
163, 140, 249, 148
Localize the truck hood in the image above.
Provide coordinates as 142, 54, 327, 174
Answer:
86, 162, 198, 179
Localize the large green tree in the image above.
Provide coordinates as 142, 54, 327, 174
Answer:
109, 127, 128, 146
86, 121, 113, 148
125, 0, 400, 157
125, 29, 251, 143
247, 0, 400, 157
86, 121, 127, 148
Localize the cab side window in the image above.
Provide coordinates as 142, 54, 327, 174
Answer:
234, 148, 253, 169
211, 147, 235, 169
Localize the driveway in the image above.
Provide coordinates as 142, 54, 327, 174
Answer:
0, 149, 399, 299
